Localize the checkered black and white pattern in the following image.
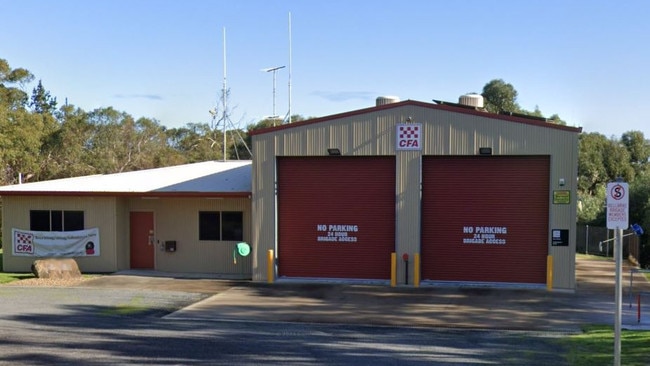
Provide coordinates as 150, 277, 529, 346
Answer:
14, 231, 33, 245
13, 230, 35, 254
398, 125, 419, 139
396, 123, 422, 151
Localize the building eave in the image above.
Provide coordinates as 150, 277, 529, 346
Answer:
249, 99, 583, 136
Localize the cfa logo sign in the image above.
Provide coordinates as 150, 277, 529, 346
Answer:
15, 244, 34, 254
396, 123, 422, 151
13, 231, 35, 254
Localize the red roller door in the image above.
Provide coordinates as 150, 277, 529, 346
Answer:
277, 156, 395, 279
421, 156, 550, 284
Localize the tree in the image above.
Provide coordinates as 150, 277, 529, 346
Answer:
0, 58, 34, 110
578, 133, 609, 195
167, 123, 225, 163
578, 184, 606, 225
480, 79, 567, 124
242, 115, 309, 156
576, 133, 637, 225
83, 107, 177, 173
481, 79, 520, 114
39, 104, 96, 179
29, 80, 57, 115
547, 113, 566, 126
629, 171, 650, 265
621, 131, 650, 176
0, 109, 50, 184
602, 137, 635, 182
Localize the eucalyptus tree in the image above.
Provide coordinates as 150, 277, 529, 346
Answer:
166, 123, 224, 163
621, 131, 650, 176
84, 107, 174, 173
0, 58, 33, 110
481, 79, 521, 114
39, 104, 96, 179
577, 132, 636, 224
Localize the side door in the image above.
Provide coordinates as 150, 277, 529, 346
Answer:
130, 211, 155, 269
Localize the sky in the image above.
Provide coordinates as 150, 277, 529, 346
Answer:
2, 0, 649, 138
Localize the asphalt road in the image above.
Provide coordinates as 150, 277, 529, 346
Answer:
0, 257, 647, 365
0, 293, 569, 366
0, 284, 576, 366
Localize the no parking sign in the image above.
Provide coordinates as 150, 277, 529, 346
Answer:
606, 182, 629, 230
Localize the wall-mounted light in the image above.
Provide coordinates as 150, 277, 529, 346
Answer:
478, 147, 492, 156
327, 148, 341, 156
559, 178, 566, 187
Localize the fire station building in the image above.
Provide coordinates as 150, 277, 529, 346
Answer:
250, 97, 581, 290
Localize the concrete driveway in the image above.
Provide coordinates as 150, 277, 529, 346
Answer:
74, 256, 650, 332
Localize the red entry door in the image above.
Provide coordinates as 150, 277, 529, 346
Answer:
130, 212, 155, 269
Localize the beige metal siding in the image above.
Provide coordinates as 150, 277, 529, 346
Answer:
1, 196, 119, 272
115, 197, 129, 270
127, 197, 252, 277
251, 137, 277, 281
396, 151, 421, 284
548, 134, 579, 289
252, 104, 579, 289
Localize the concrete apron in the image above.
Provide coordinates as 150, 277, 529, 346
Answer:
161, 258, 650, 332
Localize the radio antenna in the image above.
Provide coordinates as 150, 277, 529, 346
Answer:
288, 12, 293, 124
209, 27, 251, 161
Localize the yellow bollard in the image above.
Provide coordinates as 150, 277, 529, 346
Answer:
546, 255, 553, 291
390, 252, 397, 287
414, 253, 420, 288
267, 249, 274, 284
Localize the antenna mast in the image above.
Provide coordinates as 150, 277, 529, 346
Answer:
222, 27, 227, 161
262, 66, 285, 126
210, 27, 251, 161
288, 12, 292, 124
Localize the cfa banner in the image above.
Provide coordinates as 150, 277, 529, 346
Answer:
12, 228, 100, 257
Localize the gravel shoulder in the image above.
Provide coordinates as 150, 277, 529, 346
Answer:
3, 276, 98, 287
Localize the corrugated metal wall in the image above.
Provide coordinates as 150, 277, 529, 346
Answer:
127, 197, 252, 277
1, 196, 119, 272
2, 196, 252, 277
252, 103, 579, 289
116, 197, 129, 270
548, 147, 579, 289
395, 151, 421, 284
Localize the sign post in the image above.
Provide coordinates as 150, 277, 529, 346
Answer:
607, 181, 629, 366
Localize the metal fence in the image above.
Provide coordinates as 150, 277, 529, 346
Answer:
576, 224, 640, 263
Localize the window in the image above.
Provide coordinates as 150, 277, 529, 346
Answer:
64, 211, 85, 231
199, 211, 220, 240
30, 210, 84, 231
30, 211, 50, 231
199, 211, 243, 241
222, 212, 243, 241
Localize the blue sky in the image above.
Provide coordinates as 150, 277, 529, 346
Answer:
2, 0, 649, 138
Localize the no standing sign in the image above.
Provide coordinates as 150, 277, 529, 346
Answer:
606, 182, 629, 230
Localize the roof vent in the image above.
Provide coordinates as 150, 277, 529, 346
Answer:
376, 96, 400, 106
458, 94, 484, 108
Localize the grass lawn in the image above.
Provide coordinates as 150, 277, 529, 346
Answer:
564, 325, 650, 366
0, 248, 35, 283
576, 253, 612, 261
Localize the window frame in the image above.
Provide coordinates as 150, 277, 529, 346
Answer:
29, 210, 85, 232
198, 210, 244, 241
